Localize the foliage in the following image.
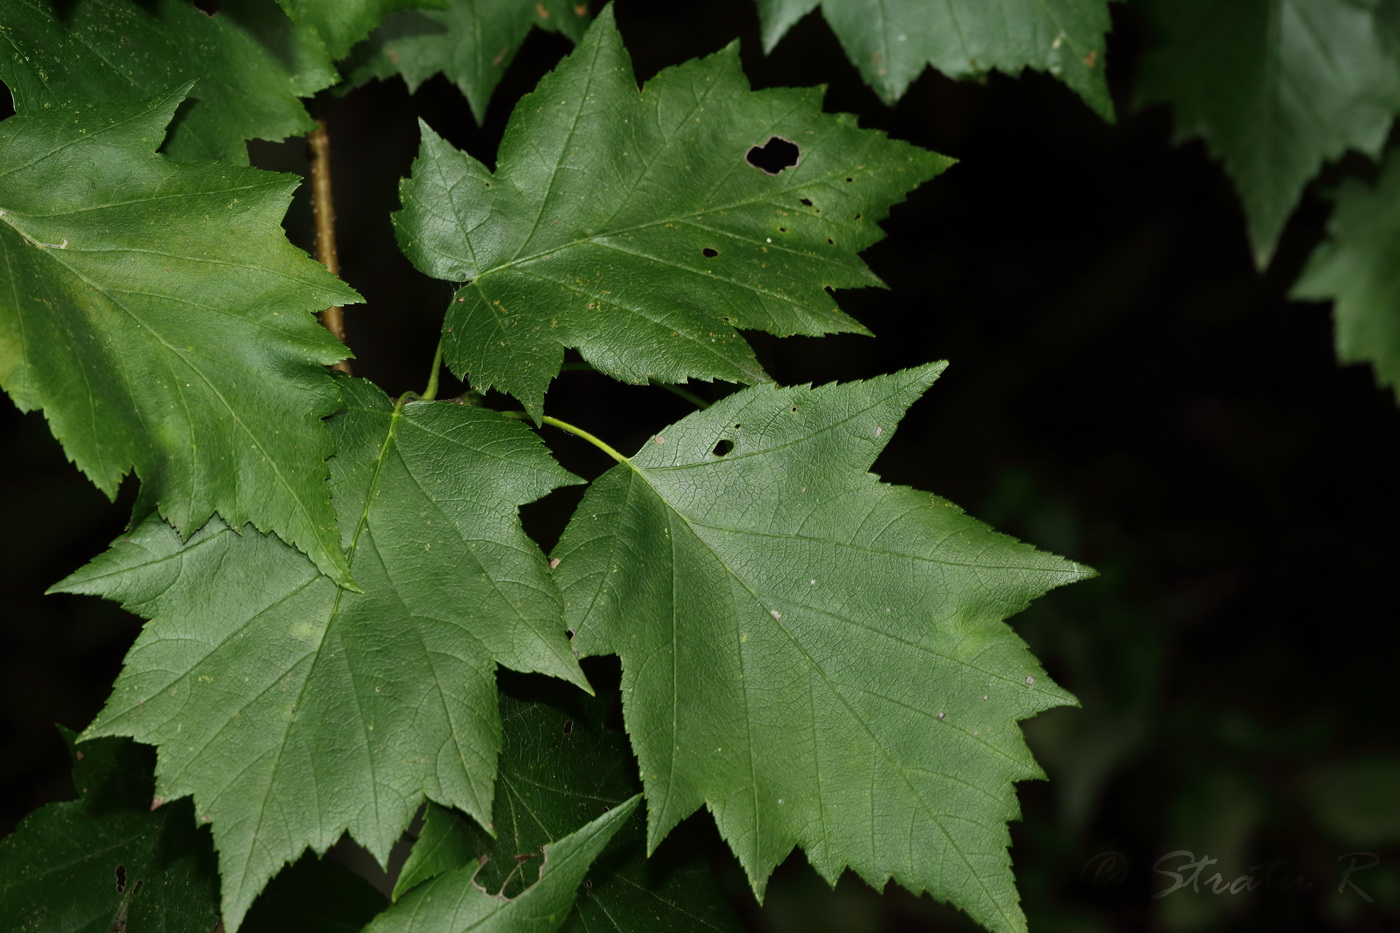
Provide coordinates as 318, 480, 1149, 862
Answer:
2, 1, 1396, 932
1135, 0, 1400, 267
754, 0, 1116, 118
1292, 147, 1400, 402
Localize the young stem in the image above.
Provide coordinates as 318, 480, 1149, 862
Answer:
501, 411, 629, 464
421, 338, 445, 401
308, 117, 351, 375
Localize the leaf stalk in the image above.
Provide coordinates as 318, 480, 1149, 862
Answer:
501, 411, 629, 464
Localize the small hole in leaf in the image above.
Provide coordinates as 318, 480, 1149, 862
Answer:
562, 719, 574, 735
702, 247, 718, 258
115, 865, 127, 893
712, 439, 734, 457
799, 198, 813, 207
790, 405, 799, 413
845, 176, 854, 183
826, 238, 835, 245
721, 316, 732, 322
746, 136, 800, 174
192, 0, 221, 13
778, 227, 787, 233
853, 213, 862, 220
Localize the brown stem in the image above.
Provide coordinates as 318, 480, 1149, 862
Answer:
308, 117, 351, 374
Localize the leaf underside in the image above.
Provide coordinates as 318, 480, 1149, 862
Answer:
552, 364, 1092, 933
1136, 0, 1400, 266
393, 6, 950, 420
754, 0, 1115, 119
0, 89, 360, 583
56, 378, 586, 931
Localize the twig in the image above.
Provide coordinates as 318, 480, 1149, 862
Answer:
308, 117, 351, 374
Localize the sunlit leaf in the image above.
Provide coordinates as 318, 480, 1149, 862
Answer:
0, 89, 360, 583
553, 364, 1092, 933
55, 378, 587, 930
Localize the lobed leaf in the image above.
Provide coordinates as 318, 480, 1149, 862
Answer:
55, 378, 587, 931
0, 0, 340, 163
552, 364, 1093, 933
366, 796, 640, 933
1136, 0, 1400, 266
1292, 148, 1400, 403
754, 0, 1115, 119
343, 0, 592, 122
0, 89, 360, 584
393, 6, 949, 420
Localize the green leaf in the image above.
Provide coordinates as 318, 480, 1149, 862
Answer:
342, 0, 593, 122
0, 89, 360, 584
393, 6, 949, 420
0, 730, 221, 933
1136, 0, 1400, 266
54, 378, 587, 931
552, 364, 1093, 933
0, 0, 340, 163
275, 0, 446, 60
366, 796, 640, 933
394, 679, 742, 932
1292, 148, 1400, 402
754, 0, 1115, 119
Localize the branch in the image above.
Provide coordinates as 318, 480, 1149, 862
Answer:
308, 117, 351, 375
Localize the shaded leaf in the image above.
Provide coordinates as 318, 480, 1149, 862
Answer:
0, 730, 221, 933
1292, 149, 1400, 402
0, 0, 339, 163
276, 0, 446, 60
55, 378, 587, 931
552, 365, 1092, 933
1136, 0, 1400, 266
343, 0, 592, 121
393, 6, 948, 420
242, 853, 389, 933
754, 0, 1115, 118
367, 796, 638, 933
0, 89, 359, 584
394, 676, 742, 932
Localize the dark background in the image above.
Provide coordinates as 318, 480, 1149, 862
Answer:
3, 2, 1398, 931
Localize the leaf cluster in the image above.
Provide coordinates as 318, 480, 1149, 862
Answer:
7, 1, 1398, 932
